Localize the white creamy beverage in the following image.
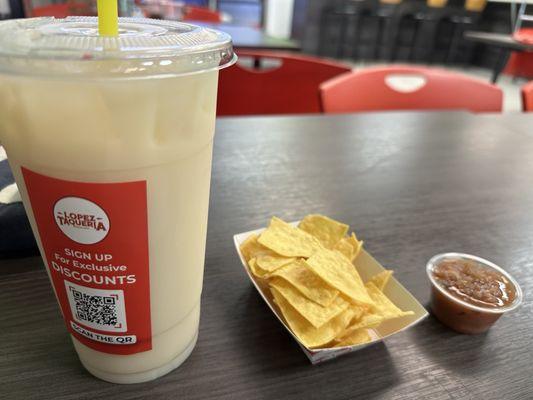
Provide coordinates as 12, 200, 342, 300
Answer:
0, 17, 235, 384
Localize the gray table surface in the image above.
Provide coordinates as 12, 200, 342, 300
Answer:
1, 112, 533, 400
464, 31, 533, 51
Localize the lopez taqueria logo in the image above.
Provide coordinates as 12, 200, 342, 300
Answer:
54, 197, 110, 244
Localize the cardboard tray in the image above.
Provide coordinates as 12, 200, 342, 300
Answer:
233, 223, 428, 364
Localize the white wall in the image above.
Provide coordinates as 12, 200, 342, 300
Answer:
265, 0, 295, 39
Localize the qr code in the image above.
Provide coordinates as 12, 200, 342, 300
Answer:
72, 289, 118, 326
65, 281, 127, 333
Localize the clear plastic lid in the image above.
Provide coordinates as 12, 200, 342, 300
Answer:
0, 17, 236, 79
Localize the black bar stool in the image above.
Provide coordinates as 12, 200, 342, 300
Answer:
383, 1, 429, 62
318, 0, 376, 60
372, 0, 400, 60
445, 1, 486, 64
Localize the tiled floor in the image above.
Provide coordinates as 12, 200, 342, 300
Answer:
349, 61, 529, 112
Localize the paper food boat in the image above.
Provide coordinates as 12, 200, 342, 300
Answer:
233, 223, 428, 364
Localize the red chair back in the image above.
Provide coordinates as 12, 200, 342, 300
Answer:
320, 66, 503, 114
503, 30, 533, 79
32, 4, 71, 17
32, 2, 93, 17
522, 81, 533, 112
504, 54, 533, 80
182, 6, 222, 23
217, 50, 352, 116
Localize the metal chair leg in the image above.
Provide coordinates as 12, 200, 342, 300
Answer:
492, 48, 511, 83
336, 14, 348, 59
446, 23, 462, 64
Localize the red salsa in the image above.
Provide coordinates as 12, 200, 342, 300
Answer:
432, 259, 516, 309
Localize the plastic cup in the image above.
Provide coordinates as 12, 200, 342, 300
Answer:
426, 253, 523, 334
0, 17, 235, 383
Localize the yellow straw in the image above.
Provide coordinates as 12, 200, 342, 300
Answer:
97, 0, 119, 36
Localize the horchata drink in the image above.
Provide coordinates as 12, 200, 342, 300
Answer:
0, 17, 235, 383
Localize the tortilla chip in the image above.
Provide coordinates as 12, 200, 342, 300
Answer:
298, 214, 349, 249
334, 329, 371, 347
365, 282, 414, 320
240, 234, 278, 261
347, 313, 384, 331
248, 257, 270, 279
270, 259, 339, 307
350, 304, 366, 322
256, 254, 295, 272
334, 233, 363, 261
368, 270, 393, 291
258, 217, 323, 258
272, 287, 355, 348
270, 277, 349, 328
333, 238, 354, 260
304, 249, 374, 308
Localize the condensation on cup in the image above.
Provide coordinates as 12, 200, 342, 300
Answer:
0, 17, 235, 384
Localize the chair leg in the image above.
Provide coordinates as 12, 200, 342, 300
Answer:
383, 16, 400, 62
492, 48, 511, 83
318, 9, 335, 57
446, 24, 462, 65
374, 17, 384, 60
406, 19, 419, 62
351, 14, 363, 61
336, 14, 348, 59
462, 25, 477, 67
417, 19, 441, 64
426, 20, 439, 63
461, 41, 474, 68
389, 36, 397, 61
318, 11, 329, 56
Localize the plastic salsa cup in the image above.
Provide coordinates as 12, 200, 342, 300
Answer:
426, 253, 523, 334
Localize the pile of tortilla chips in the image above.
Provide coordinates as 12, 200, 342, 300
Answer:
240, 215, 414, 349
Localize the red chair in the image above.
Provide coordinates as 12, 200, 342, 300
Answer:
320, 66, 503, 114
32, 3, 93, 17
504, 28, 533, 80
217, 50, 352, 116
522, 81, 533, 112
182, 6, 222, 23
32, 4, 70, 17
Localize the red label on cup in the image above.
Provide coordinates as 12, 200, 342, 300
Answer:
22, 167, 151, 355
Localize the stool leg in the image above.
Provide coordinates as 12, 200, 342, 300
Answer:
406, 19, 419, 61
463, 41, 475, 67
462, 21, 477, 67
351, 14, 363, 61
374, 17, 383, 60
383, 17, 398, 61
446, 24, 461, 65
417, 19, 441, 64
318, 10, 333, 56
336, 14, 348, 59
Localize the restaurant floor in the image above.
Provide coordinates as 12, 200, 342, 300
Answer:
349, 62, 528, 112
